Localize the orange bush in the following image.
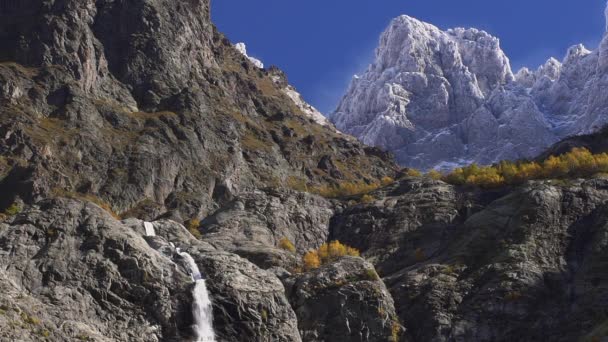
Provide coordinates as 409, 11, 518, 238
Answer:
302, 251, 321, 271
303, 251, 321, 270
302, 240, 360, 271
310, 181, 381, 198
404, 168, 422, 177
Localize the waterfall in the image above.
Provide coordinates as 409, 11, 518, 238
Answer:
144, 222, 156, 237
177, 249, 215, 342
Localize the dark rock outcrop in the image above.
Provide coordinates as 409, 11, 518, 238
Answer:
285, 257, 402, 342
332, 177, 608, 341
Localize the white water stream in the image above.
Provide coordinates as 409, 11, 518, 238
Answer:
144, 222, 156, 237
141, 222, 215, 341
177, 249, 216, 342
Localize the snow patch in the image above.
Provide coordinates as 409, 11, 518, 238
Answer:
235, 42, 264, 69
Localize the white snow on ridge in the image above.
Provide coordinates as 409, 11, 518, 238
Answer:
235, 42, 264, 69
282, 85, 332, 127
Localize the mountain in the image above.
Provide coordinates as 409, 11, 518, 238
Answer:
332, 10, 608, 170
2, 1, 608, 342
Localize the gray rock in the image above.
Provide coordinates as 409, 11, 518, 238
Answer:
190, 249, 302, 342
201, 188, 334, 269
0, 198, 304, 341
285, 257, 402, 342
0, 198, 192, 341
0, 0, 397, 222
331, 177, 608, 341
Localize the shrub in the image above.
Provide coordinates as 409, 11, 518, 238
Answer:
404, 168, 422, 177
444, 167, 466, 185
390, 320, 401, 342
3, 202, 21, 216
310, 181, 380, 198
426, 170, 443, 180
465, 167, 504, 188
20, 312, 40, 325
345, 245, 361, 257
286, 176, 308, 192
260, 309, 268, 321
185, 219, 202, 239
303, 251, 321, 270
363, 268, 380, 281
360, 194, 375, 203
441, 147, 608, 188
381, 176, 395, 186
302, 240, 360, 271
278, 237, 296, 253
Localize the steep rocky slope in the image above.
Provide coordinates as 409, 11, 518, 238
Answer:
332, 10, 608, 170
0, 0, 396, 222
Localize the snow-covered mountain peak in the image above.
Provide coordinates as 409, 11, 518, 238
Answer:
332, 11, 608, 170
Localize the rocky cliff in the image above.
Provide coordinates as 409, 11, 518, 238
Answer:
0, 0, 396, 221
332, 10, 608, 170
0, 0, 399, 341
2, 1, 608, 342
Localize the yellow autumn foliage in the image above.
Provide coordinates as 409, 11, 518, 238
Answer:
442, 148, 608, 188
278, 237, 296, 253
303, 251, 321, 270
301, 240, 360, 271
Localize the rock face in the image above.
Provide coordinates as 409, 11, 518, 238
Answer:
285, 257, 401, 342
0, 198, 305, 341
331, 177, 608, 341
0, 1, 399, 341
233, 43, 332, 127
332, 10, 608, 169
0, 199, 191, 342
201, 188, 334, 269
0, 0, 396, 221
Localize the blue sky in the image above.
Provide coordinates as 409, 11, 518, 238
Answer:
212, 1, 606, 114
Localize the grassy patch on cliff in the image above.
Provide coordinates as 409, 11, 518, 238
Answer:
218, 48, 398, 193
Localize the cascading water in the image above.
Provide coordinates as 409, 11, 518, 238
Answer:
177, 249, 216, 342
143, 222, 156, 237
